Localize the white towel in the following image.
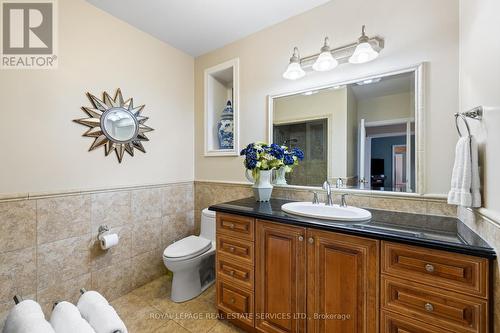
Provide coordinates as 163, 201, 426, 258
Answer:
448, 135, 481, 207
77, 292, 127, 333
13, 318, 55, 333
50, 302, 95, 333
3, 300, 54, 333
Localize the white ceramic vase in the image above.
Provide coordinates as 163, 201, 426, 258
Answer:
246, 169, 273, 202
274, 166, 287, 185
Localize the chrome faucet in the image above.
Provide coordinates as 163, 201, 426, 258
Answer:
336, 177, 344, 188
339, 193, 348, 207
311, 191, 319, 204
322, 181, 334, 206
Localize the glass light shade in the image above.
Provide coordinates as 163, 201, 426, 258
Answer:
312, 51, 338, 72
282, 62, 305, 80
349, 42, 379, 64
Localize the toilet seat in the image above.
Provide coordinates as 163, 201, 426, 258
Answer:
163, 235, 212, 261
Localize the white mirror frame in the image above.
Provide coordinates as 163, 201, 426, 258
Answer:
204, 58, 240, 156
267, 63, 425, 194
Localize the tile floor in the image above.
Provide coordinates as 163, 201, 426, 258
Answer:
111, 275, 244, 333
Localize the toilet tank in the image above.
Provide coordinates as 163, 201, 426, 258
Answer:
199, 208, 216, 241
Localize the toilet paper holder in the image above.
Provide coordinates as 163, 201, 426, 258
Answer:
98, 225, 110, 241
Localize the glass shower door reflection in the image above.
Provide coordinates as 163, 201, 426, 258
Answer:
273, 119, 328, 187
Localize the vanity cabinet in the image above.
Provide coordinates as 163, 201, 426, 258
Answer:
255, 221, 306, 333
307, 229, 378, 333
215, 212, 491, 333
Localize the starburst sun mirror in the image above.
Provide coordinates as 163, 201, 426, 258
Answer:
74, 89, 153, 163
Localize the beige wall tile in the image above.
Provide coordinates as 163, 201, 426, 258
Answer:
37, 195, 91, 245
161, 216, 180, 248
90, 225, 132, 271
132, 218, 162, 256
0, 247, 36, 302
162, 184, 194, 218
131, 249, 166, 289
91, 259, 133, 301
37, 235, 91, 290
91, 191, 131, 228
37, 273, 91, 316
0, 201, 36, 253
427, 201, 457, 217
132, 188, 162, 221
369, 196, 427, 214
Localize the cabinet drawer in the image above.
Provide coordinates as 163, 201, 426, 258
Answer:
381, 310, 455, 333
217, 279, 254, 326
217, 256, 254, 290
382, 241, 488, 298
381, 276, 488, 333
217, 235, 254, 265
217, 213, 254, 240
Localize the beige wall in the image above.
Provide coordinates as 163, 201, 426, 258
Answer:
357, 92, 413, 123
0, 0, 194, 195
459, 0, 500, 217
194, 0, 459, 195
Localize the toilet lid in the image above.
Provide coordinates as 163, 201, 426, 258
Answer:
163, 235, 212, 259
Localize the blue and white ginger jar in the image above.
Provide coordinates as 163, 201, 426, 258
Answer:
217, 100, 234, 149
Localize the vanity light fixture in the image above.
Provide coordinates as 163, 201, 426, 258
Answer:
356, 77, 382, 85
302, 90, 319, 96
282, 26, 384, 80
282, 47, 305, 80
349, 25, 380, 64
312, 37, 338, 72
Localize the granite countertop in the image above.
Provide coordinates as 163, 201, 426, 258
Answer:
209, 197, 496, 259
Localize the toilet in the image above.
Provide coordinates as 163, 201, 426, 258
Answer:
163, 208, 216, 302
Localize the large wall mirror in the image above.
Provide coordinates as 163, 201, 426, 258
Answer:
269, 65, 423, 193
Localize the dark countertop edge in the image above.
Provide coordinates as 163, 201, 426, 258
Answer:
209, 205, 497, 259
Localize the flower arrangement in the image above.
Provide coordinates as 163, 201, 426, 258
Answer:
240, 142, 304, 178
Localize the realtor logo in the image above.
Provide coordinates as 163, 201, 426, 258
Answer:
1, 0, 57, 69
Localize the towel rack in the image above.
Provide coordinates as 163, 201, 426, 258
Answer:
13, 295, 22, 304
455, 106, 483, 137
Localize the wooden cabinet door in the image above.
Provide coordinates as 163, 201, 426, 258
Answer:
255, 220, 306, 333
307, 229, 379, 333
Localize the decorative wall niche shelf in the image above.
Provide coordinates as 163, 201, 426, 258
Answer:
204, 58, 240, 156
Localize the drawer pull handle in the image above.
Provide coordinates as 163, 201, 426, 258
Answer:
229, 246, 235, 252
229, 298, 235, 304
298, 236, 304, 241
229, 270, 234, 276
424, 303, 434, 312
228, 223, 235, 229
308, 237, 314, 244
425, 264, 435, 273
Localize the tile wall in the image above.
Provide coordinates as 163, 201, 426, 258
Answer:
0, 182, 194, 328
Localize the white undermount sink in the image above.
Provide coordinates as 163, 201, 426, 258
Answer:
281, 202, 372, 222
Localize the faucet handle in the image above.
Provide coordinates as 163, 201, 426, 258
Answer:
311, 191, 319, 204
340, 193, 348, 207
336, 177, 344, 188
322, 180, 331, 191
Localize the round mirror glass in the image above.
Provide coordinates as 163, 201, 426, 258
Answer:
102, 108, 138, 142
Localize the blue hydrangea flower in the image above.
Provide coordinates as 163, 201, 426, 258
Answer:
292, 147, 304, 160
269, 143, 284, 159
246, 157, 257, 169
283, 154, 295, 165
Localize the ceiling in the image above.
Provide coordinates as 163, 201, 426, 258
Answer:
86, 0, 332, 56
